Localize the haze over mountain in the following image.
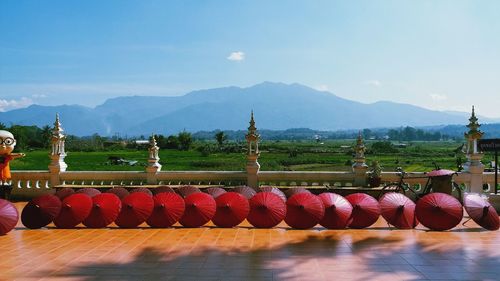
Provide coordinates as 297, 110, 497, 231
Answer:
0, 82, 497, 136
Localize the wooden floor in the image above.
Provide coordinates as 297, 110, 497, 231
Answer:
1, 202, 500, 281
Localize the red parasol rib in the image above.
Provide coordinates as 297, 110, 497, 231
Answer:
83, 193, 122, 228
463, 193, 499, 231
21, 194, 62, 229
115, 192, 154, 228
177, 185, 201, 198
346, 193, 381, 229
130, 187, 153, 197
285, 187, 311, 198
212, 192, 250, 228
76, 188, 102, 198
153, 185, 176, 195
260, 186, 287, 202
416, 192, 463, 231
247, 192, 286, 228
54, 193, 93, 228
379, 192, 419, 229
55, 187, 75, 200
0, 199, 18, 235
232, 186, 257, 199
285, 193, 324, 229
179, 192, 216, 228
205, 187, 227, 198
147, 192, 185, 228
318, 192, 353, 229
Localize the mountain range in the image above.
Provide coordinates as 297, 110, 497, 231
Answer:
1, 82, 498, 136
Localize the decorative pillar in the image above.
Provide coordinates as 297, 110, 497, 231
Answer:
48, 114, 67, 187
463, 106, 485, 193
146, 134, 161, 184
352, 131, 368, 186
246, 111, 260, 190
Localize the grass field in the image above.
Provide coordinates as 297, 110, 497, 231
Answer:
10, 140, 495, 173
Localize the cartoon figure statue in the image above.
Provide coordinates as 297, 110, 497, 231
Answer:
0, 130, 25, 200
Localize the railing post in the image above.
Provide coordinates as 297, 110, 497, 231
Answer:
352, 132, 368, 186
48, 114, 67, 187
146, 134, 161, 185
245, 111, 260, 190
463, 106, 485, 193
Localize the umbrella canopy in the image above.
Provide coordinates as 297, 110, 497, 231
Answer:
146, 192, 185, 228
379, 192, 419, 229
54, 193, 93, 228
177, 185, 201, 198
21, 194, 62, 229
115, 192, 154, 228
106, 187, 130, 199
463, 193, 499, 231
346, 193, 381, 229
232, 186, 257, 199
179, 192, 216, 228
83, 193, 122, 228
55, 187, 75, 200
247, 192, 286, 228
259, 186, 287, 202
285, 187, 311, 198
76, 188, 102, 198
318, 193, 353, 229
0, 199, 18, 235
212, 192, 250, 228
153, 185, 176, 195
427, 169, 456, 177
205, 187, 227, 198
416, 193, 463, 231
130, 187, 153, 197
285, 193, 325, 229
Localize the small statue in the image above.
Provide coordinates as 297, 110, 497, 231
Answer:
0, 130, 26, 200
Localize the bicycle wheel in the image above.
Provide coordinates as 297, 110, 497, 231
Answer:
379, 184, 405, 199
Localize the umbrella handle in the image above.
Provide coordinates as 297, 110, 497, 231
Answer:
462, 217, 472, 227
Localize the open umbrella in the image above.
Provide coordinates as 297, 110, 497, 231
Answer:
115, 192, 154, 228
83, 193, 122, 228
463, 193, 499, 231
153, 185, 175, 195
212, 192, 250, 228
260, 186, 287, 202
54, 193, 93, 228
147, 192, 185, 228
21, 194, 62, 229
0, 199, 18, 235
426, 169, 456, 177
416, 193, 463, 231
55, 187, 75, 200
379, 192, 418, 229
232, 186, 257, 199
285, 193, 324, 229
130, 187, 153, 197
318, 192, 353, 229
76, 188, 101, 198
177, 185, 201, 198
247, 192, 286, 228
346, 193, 380, 229
205, 187, 227, 198
179, 192, 216, 228
106, 187, 130, 199
285, 187, 311, 198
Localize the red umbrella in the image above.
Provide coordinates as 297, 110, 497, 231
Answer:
83, 193, 122, 228
55, 187, 75, 200
379, 192, 419, 229
115, 192, 154, 228
177, 185, 201, 198
318, 193, 353, 229
260, 186, 287, 202
247, 192, 286, 228
285, 193, 325, 229
416, 193, 463, 231
54, 193, 93, 228
232, 186, 257, 199
346, 193, 380, 229
179, 192, 216, 228
427, 169, 456, 177
106, 187, 130, 199
153, 185, 175, 195
147, 192, 185, 228
285, 187, 311, 198
212, 192, 250, 228
0, 199, 18, 235
130, 187, 153, 197
463, 193, 499, 231
76, 188, 101, 198
21, 194, 62, 229
205, 187, 227, 198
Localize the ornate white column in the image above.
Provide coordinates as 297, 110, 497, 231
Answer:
48, 114, 67, 186
352, 132, 368, 186
246, 111, 260, 190
146, 134, 161, 184
463, 106, 485, 193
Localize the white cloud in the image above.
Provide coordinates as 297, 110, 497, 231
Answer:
32, 94, 47, 98
227, 51, 245, 61
365, 80, 382, 87
430, 93, 447, 101
315, 84, 329, 91
0, 97, 33, 112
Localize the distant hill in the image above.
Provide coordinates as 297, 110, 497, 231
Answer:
1, 82, 497, 136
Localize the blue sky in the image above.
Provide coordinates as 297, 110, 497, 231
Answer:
1, 1, 500, 117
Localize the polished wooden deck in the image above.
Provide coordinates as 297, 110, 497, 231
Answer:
1, 202, 500, 281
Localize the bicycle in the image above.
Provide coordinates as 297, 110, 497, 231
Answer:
378, 167, 417, 199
